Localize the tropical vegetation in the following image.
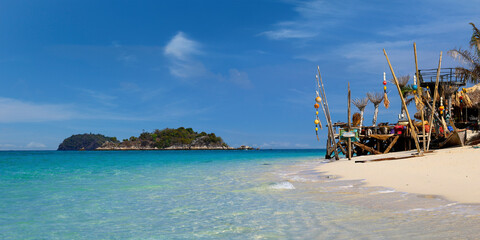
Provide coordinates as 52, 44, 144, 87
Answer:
448, 22, 480, 84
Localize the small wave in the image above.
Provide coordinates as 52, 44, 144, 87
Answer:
374, 189, 396, 194
287, 175, 317, 183
270, 181, 295, 190
406, 203, 458, 212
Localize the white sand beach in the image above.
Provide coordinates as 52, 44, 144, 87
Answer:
316, 146, 480, 204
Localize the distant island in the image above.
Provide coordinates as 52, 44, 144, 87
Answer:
57, 127, 257, 151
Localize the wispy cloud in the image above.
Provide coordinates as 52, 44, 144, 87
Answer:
26, 142, 47, 148
0, 97, 145, 123
164, 32, 254, 89
0, 97, 77, 122
227, 69, 253, 89
79, 89, 117, 107
164, 32, 207, 78
112, 41, 137, 63
260, 0, 356, 40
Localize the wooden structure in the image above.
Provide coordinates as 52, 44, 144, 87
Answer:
318, 43, 474, 160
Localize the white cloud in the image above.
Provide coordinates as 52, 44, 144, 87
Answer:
164, 32, 254, 89
164, 32, 207, 78
164, 32, 201, 60
26, 142, 47, 148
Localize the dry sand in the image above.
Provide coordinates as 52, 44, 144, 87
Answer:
315, 146, 480, 204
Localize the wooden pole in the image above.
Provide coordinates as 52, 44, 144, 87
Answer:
316, 74, 335, 159
426, 52, 442, 151
413, 43, 426, 152
317, 67, 339, 160
347, 82, 352, 160
383, 49, 422, 154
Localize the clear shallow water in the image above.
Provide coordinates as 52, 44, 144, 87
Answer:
1, 150, 480, 239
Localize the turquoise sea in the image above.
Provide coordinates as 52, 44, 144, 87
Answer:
1, 150, 480, 239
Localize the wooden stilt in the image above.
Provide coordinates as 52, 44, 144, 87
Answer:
383, 49, 422, 154
427, 52, 443, 151
347, 82, 352, 160
414, 43, 426, 152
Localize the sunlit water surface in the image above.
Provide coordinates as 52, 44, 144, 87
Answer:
1, 150, 480, 239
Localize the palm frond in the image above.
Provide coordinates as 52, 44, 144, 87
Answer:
405, 97, 415, 106
352, 97, 369, 110
448, 48, 480, 84
401, 84, 416, 98
448, 49, 477, 66
367, 92, 384, 105
470, 22, 480, 54
390, 75, 410, 88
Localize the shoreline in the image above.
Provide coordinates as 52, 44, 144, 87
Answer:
315, 146, 480, 204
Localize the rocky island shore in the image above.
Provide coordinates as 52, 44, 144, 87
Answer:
58, 127, 257, 151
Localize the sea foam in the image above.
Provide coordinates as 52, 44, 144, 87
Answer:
270, 181, 295, 190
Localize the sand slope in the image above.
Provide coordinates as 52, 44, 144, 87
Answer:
316, 146, 480, 203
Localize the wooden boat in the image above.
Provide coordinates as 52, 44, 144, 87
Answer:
439, 129, 466, 148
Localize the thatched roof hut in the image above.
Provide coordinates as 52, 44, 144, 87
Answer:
452, 83, 480, 108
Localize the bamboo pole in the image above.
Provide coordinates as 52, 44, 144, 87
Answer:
413, 43, 426, 152
317, 67, 339, 160
383, 49, 422, 154
426, 52, 442, 151
316, 74, 336, 159
347, 82, 352, 160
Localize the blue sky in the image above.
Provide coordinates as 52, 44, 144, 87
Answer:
0, 0, 479, 150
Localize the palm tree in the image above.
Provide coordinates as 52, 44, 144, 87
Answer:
448, 22, 480, 84
390, 75, 415, 118
367, 92, 384, 126
352, 97, 369, 128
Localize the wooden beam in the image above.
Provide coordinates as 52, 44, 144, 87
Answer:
337, 141, 346, 155
383, 49, 422, 154
384, 135, 400, 154
427, 52, 443, 151
414, 42, 426, 152
353, 142, 381, 155
347, 82, 352, 160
